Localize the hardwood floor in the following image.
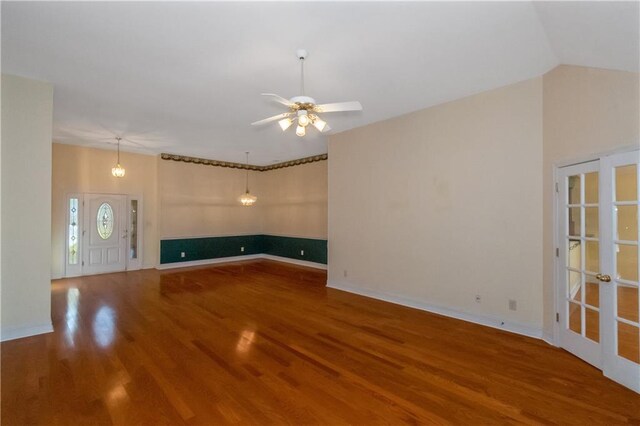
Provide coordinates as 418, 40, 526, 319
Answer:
2, 260, 639, 425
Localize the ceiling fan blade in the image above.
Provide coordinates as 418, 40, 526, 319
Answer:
261, 93, 294, 107
313, 101, 362, 113
251, 112, 293, 126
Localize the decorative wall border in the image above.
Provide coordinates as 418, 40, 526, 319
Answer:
160, 153, 327, 171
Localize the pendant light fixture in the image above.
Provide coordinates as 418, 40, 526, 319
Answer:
239, 151, 257, 206
111, 137, 126, 178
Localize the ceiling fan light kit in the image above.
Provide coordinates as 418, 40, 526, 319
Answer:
251, 49, 362, 137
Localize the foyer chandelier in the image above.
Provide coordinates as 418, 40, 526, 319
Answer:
239, 152, 257, 206
111, 137, 126, 178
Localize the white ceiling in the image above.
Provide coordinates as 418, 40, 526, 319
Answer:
2, 1, 638, 165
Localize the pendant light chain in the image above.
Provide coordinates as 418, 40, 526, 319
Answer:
245, 151, 250, 193
239, 151, 257, 206
116, 137, 121, 164
300, 56, 305, 96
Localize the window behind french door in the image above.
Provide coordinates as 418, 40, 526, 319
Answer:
65, 193, 142, 277
557, 149, 639, 394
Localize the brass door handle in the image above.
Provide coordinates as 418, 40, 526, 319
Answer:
596, 273, 612, 282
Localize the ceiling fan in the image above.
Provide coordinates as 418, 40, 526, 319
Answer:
251, 49, 362, 137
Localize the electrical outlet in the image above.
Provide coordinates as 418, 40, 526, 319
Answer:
343, 269, 348, 278
180, 252, 186, 258
475, 295, 481, 303
509, 299, 517, 311
300, 250, 304, 256
241, 246, 245, 252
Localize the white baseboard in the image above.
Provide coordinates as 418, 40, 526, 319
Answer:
260, 254, 327, 270
156, 254, 327, 271
542, 331, 557, 346
327, 281, 543, 340
156, 254, 263, 270
1, 322, 54, 342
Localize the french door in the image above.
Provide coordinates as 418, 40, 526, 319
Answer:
557, 149, 639, 393
65, 193, 142, 276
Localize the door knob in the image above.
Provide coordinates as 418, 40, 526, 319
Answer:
596, 273, 612, 282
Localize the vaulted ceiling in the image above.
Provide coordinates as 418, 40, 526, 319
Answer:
2, 1, 638, 165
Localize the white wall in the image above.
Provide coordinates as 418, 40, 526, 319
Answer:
1, 74, 54, 341
328, 77, 544, 335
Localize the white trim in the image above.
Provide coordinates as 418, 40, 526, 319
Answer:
156, 254, 263, 270
1, 322, 53, 342
552, 144, 639, 169
262, 233, 327, 241
261, 254, 327, 270
160, 232, 260, 240
327, 281, 543, 340
156, 254, 327, 271
542, 331, 557, 347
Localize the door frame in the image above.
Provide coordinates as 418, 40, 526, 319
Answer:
553, 145, 639, 394
553, 144, 639, 346
64, 192, 143, 277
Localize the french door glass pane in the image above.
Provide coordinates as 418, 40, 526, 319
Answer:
585, 241, 599, 273
618, 285, 639, 323
570, 277, 581, 302
616, 244, 639, 282
616, 165, 637, 202
569, 302, 582, 334
616, 205, 638, 241
569, 175, 581, 204
585, 277, 599, 308
618, 321, 640, 364
585, 207, 599, 238
585, 172, 599, 204
585, 308, 600, 343
569, 207, 581, 236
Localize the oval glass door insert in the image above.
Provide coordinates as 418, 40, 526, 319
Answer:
97, 202, 114, 239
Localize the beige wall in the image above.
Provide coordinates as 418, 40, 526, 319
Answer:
542, 65, 640, 337
158, 159, 328, 240
51, 143, 159, 277
158, 159, 262, 238
2, 75, 54, 340
51, 144, 328, 274
260, 161, 328, 239
328, 77, 544, 331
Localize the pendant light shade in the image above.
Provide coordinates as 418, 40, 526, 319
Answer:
111, 137, 126, 177
239, 152, 257, 206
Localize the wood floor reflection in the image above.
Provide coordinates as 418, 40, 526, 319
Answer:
2, 260, 639, 425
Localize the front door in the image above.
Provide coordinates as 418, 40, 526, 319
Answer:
82, 194, 127, 275
557, 149, 639, 393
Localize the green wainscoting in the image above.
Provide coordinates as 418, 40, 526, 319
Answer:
160, 235, 327, 265
261, 235, 327, 265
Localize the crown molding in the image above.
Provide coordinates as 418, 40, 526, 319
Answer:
160, 153, 327, 171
